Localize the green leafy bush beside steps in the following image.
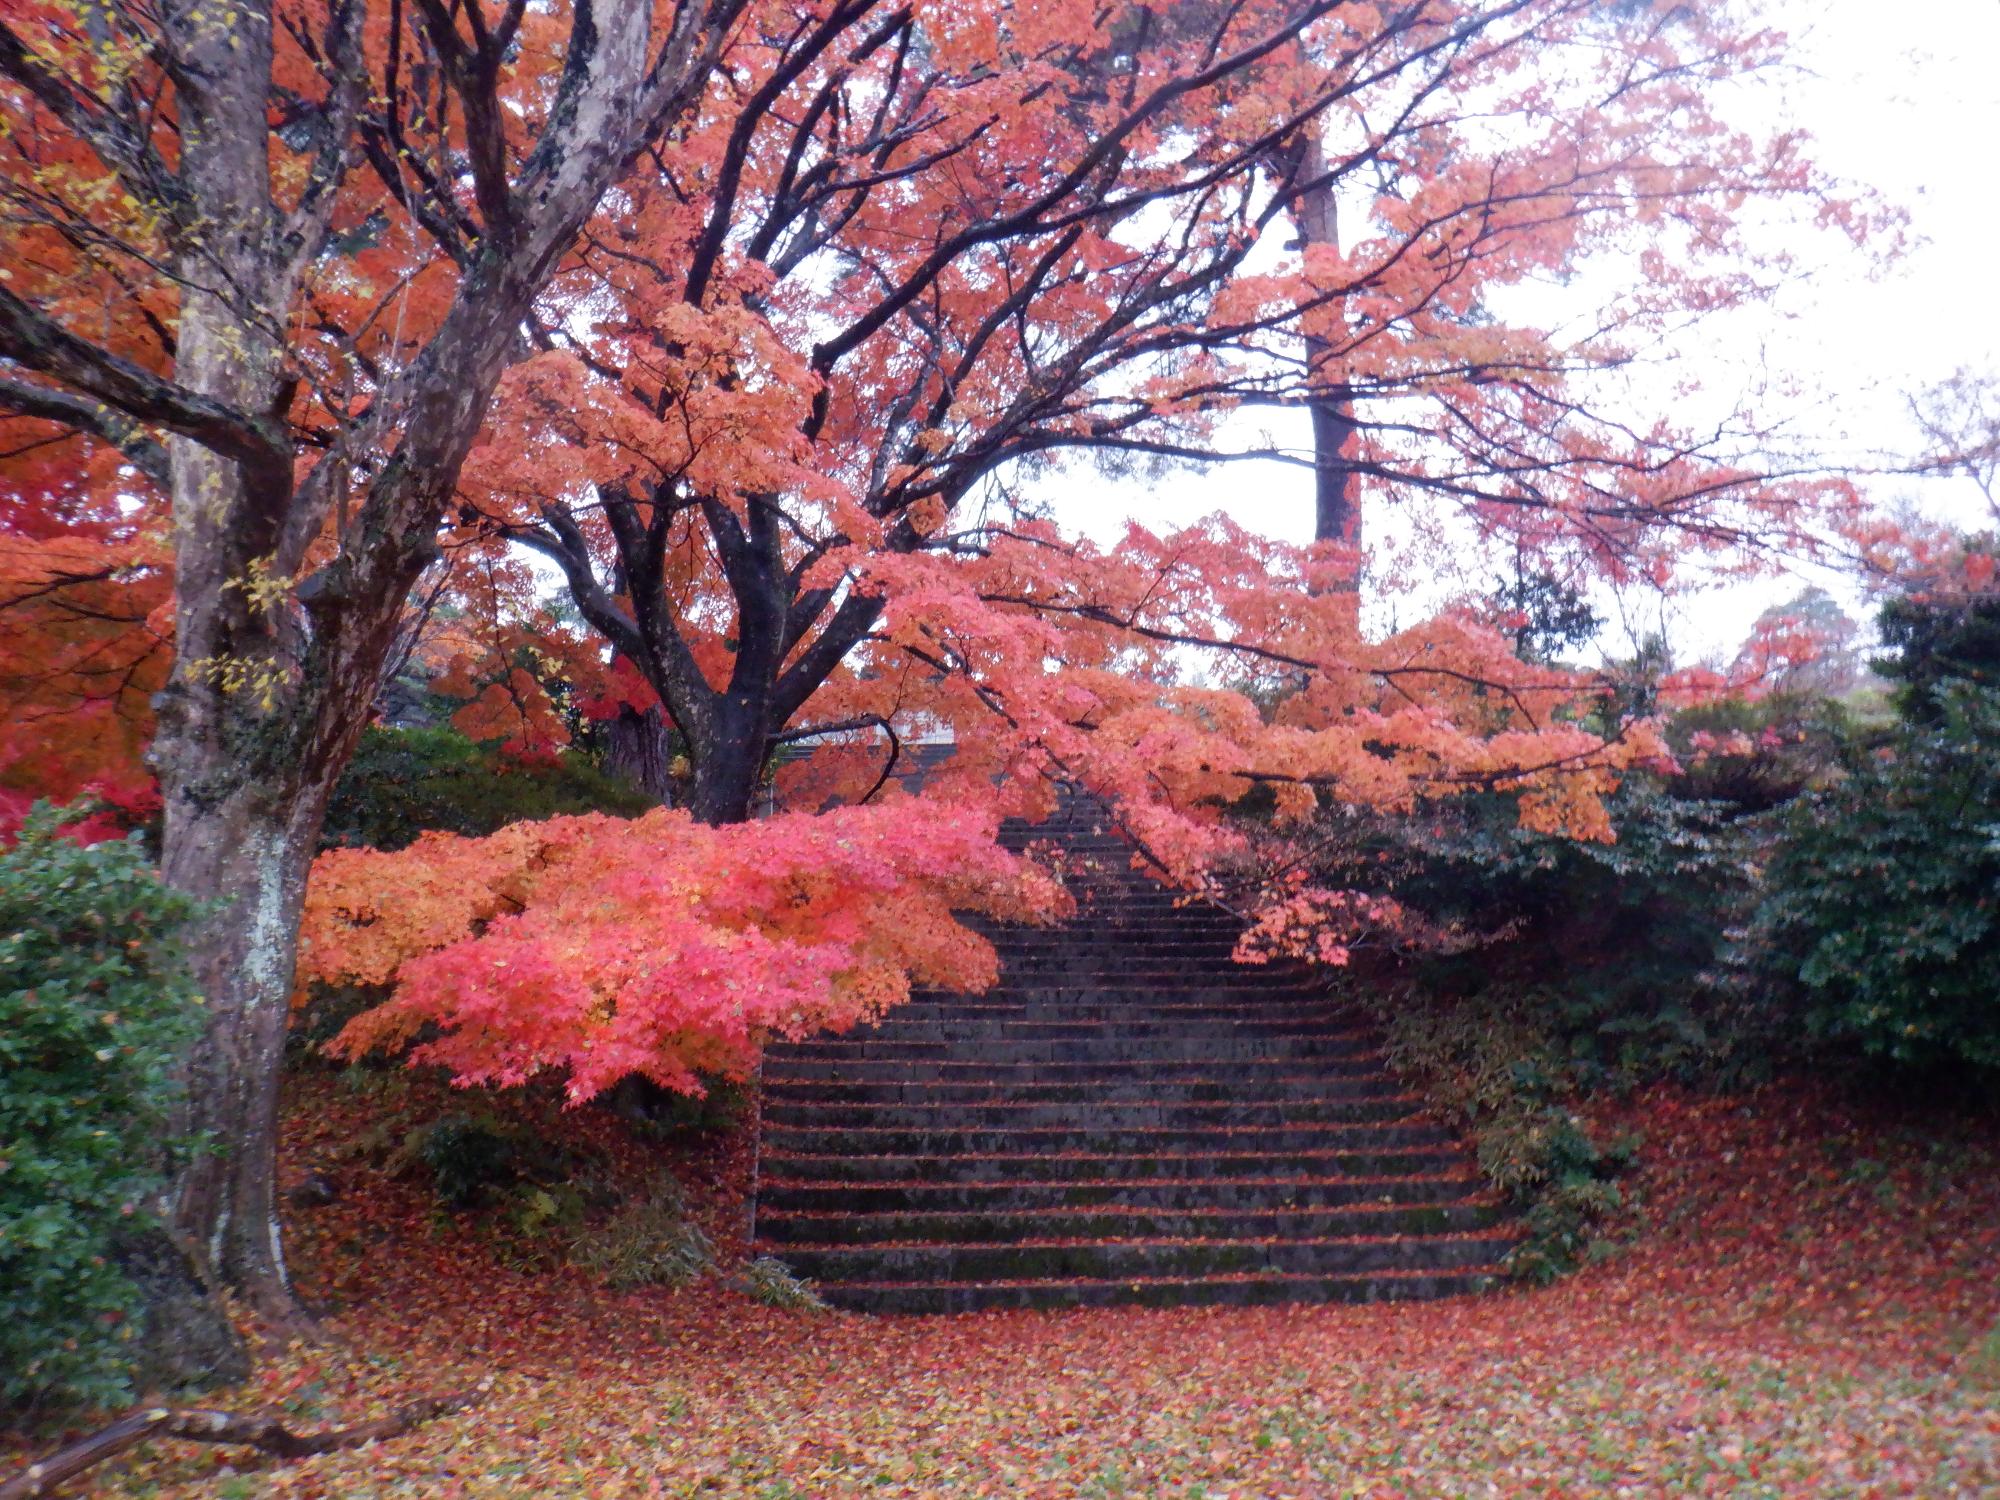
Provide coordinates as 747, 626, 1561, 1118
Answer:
1741, 680, 2000, 1074
0, 805, 204, 1411
1367, 986, 1638, 1282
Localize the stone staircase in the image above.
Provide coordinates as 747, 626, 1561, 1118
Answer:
751, 797, 1515, 1313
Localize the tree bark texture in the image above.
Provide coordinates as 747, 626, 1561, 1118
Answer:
601, 704, 679, 804
0, 0, 745, 1327
1296, 133, 1363, 566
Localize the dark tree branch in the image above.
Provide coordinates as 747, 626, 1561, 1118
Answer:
0, 374, 170, 486
0, 1389, 481, 1500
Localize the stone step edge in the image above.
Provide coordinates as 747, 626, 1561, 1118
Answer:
763, 1058, 1390, 1077
795, 1265, 1513, 1295
756, 1176, 1480, 1200
758, 1231, 1517, 1258
758, 1202, 1500, 1230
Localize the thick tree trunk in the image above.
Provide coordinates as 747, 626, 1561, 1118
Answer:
686, 703, 768, 825
1296, 133, 1363, 593
1311, 397, 1362, 552
603, 704, 678, 805
156, 771, 329, 1317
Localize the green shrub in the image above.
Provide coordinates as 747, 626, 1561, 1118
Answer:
0, 805, 204, 1409
568, 1184, 714, 1290
1875, 561, 2000, 723
391, 1108, 598, 1210
738, 1256, 829, 1311
1310, 779, 1768, 1086
1742, 680, 2000, 1072
1368, 985, 1637, 1280
1666, 693, 1864, 812
412, 1113, 523, 1208
322, 726, 654, 852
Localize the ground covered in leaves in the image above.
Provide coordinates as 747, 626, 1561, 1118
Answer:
13, 1072, 1999, 1498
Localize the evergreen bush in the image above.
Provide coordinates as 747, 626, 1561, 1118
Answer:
1744, 680, 2000, 1072
0, 806, 204, 1410
322, 726, 653, 852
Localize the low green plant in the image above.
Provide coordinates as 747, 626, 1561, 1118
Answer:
410, 1113, 522, 1208
1369, 985, 1637, 1281
569, 1184, 714, 1290
386, 1107, 600, 1213
738, 1255, 830, 1311
0, 805, 204, 1409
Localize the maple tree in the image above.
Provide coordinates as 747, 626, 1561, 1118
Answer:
0, 440, 168, 840
0, 0, 749, 1323
0, 0, 1881, 1335
459, 0, 1865, 848
298, 801, 1067, 1100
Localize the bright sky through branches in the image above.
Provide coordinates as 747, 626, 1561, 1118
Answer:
1040, 0, 2000, 664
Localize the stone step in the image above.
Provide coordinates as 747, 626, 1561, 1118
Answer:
967, 984, 1339, 1005
971, 969, 1293, 986
762, 1120, 1452, 1158
760, 1074, 1406, 1105
881, 998, 1355, 1023
829, 1017, 1366, 1044
775, 1231, 1517, 1284
760, 1054, 1390, 1086
772, 1033, 1380, 1064
985, 935, 1248, 952
760, 1096, 1423, 1131
757, 1145, 1473, 1183
809, 1268, 1504, 1314
751, 799, 1507, 1313
758, 1200, 1506, 1247
755, 1171, 1485, 1214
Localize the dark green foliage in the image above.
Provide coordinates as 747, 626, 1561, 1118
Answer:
1366, 987, 1637, 1281
1875, 553, 2000, 724
392, 1109, 598, 1211
412, 1114, 523, 1209
1743, 680, 2000, 1072
1357, 780, 1765, 1082
321, 727, 653, 852
1314, 781, 1764, 1277
1488, 564, 1603, 664
0, 806, 204, 1409
1666, 693, 1862, 813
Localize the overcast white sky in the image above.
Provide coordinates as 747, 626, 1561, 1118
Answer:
1033, 0, 2000, 664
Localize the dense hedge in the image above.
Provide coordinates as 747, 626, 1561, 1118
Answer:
0, 806, 204, 1410
1744, 680, 2000, 1072
322, 726, 654, 852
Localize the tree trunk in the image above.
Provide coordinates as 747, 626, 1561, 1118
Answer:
1311, 396, 1362, 552
685, 697, 770, 825
1296, 132, 1364, 591
602, 704, 678, 805
156, 763, 332, 1320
